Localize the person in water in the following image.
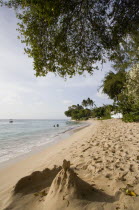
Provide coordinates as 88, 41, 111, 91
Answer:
53, 124, 59, 127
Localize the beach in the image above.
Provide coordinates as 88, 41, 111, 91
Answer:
0, 119, 139, 210
0, 119, 86, 164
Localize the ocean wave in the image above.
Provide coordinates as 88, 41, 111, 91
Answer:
0, 119, 85, 164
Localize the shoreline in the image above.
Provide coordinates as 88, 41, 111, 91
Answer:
0, 119, 96, 209
0, 121, 90, 169
1, 119, 139, 210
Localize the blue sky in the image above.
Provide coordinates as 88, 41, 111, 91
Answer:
0, 6, 113, 119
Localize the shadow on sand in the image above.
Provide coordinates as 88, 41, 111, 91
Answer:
5, 165, 120, 210
14, 166, 62, 195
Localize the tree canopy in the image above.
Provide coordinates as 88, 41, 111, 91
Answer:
102, 70, 126, 101
126, 64, 139, 102
64, 98, 114, 120
65, 98, 95, 120
101, 67, 139, 122
64, 104, 91, 120
92, 104, 113, 119
82, 98, 95, 109
2, 0, 139, 77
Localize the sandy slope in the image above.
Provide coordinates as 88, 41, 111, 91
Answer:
0, 119, 139, 210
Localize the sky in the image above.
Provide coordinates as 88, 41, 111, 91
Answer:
0, 6, 113, 119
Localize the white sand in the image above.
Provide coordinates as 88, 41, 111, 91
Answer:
0, 119, 139, 210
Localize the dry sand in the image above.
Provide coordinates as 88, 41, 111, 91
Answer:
0, 119, 139, 210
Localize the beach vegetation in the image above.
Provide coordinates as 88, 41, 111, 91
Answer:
82, 98, 95, 109
102, 68, 139, 122
65, 98, 114, 120
65, 103, 92, 120
2, 0, 139, 77
102, 70, 126, 102
92, 105, 113, 119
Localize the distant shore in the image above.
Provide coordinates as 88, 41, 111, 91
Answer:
0, 119, 139, 210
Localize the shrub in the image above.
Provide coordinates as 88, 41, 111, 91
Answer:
123, 113, 139, 122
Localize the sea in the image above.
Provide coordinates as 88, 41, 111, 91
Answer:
0, 119, 86, 164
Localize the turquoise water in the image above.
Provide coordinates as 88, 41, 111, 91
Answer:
0, 119, 82, 163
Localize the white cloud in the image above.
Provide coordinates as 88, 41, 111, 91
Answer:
62, 100, 72, 105
1, 93, 22, 105
97, 88, 109, 99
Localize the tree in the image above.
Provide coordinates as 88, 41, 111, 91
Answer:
65, 104, 83, 118
110, 33, 139, 72
101, 66, 139, 122
86, 98, 95, 109
82, 98, 95, 109
102, 70, 126, 101
118, 65, 139, 121
64, 103, 91, 120
2, 0, 139, 77
126, 64, 139, 102
92, 105, 113, 119
82, 100, 87, 108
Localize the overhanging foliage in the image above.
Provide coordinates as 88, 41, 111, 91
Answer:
2, 0, 139, 77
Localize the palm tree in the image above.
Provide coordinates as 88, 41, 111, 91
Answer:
82, 100, 87, 108
82, 98, 95, 109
